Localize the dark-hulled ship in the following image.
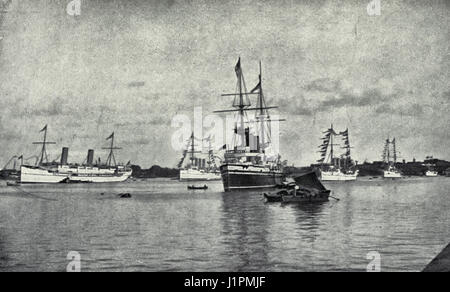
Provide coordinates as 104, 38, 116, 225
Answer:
214, 58, 285, 192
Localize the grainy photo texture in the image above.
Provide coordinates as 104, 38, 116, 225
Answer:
0, 0, 449, 275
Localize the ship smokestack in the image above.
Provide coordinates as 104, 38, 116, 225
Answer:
87, 149, 94, 165
61, 147, 69, 165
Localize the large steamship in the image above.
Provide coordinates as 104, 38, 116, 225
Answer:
20, 125, 131, 183
214, 58, 285, 192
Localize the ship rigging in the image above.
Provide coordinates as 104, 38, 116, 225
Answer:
214, 58, 285, 191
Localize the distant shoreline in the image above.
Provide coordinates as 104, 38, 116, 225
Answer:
1, 158, 449, 180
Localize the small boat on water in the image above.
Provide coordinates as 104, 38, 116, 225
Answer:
6, 181, 20, 187
384, 166, 402, 178
263, 172, 331, 203
425, 170, 438, 177
118, 193, 132, 198
187, 184, 208, 190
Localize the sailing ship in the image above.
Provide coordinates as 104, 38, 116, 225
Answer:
214, 58, 284, 192
178, 132, 221, 181
382, 138, 402, 178
20, 125, 132, 183
317, 125, 359, 181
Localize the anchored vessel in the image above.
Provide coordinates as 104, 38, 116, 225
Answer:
425, 170, 438, 177
214, 58, 284, 192
20, 125, 131, 183
178, 132, 221, 181
424, 157, 438, 177
263, 172, 331, 203
317, 125, 359, 181
382, 138, 402, 178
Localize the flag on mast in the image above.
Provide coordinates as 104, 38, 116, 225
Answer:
250, 79, 261, 93
40, 124, 47, 132
339, 129, 349, 136
106, 132, 114, 140
234, 57, 241, 78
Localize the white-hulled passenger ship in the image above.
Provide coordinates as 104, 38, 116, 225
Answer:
20, 125, 131, 183
178, 132, 221, 181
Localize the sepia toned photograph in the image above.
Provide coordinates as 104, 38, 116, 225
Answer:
0, 0, 449, 276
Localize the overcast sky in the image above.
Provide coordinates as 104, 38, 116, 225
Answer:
0, 0, 448, 168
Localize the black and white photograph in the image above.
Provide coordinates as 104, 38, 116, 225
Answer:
0, 0, 449, 276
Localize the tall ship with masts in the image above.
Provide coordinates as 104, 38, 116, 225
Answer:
214, 58, 284, 192
20, 125, 132, 183
382, 137, 402, 178
317, 125, 359, 181
178, 132, 221, 181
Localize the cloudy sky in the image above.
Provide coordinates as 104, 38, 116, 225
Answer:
0, 0, 448, 168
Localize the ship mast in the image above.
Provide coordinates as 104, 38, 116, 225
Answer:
330, 124, 334, 163
103, 132, 121, 167
318, 125, 340, 167
392, 138, 397, 164
327, 124, 340, 167
237, 59, 246, 149
206, 137, 217, 171
187, 132, 201, 167
178, 132, 201, 169
190, 132, 195, 165
33, 125, 56, 166
382, 138, 391, 165
341, 128, 352, 170
258, 62, 265, 152
214, 58, 278, 152
387, 138, 390, 165
254, 61, 285, 153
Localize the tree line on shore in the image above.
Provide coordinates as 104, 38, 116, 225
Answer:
130, 158, 450, 178
2, 159, 449, 179
284, 158, 450, 177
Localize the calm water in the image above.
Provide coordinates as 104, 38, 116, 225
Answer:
0, 177, 449, 272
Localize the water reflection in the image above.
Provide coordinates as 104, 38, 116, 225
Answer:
0, 230, 10, 269
0, 178, 449, 271
219, 191, 271, 271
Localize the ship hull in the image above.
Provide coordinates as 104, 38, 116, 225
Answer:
179, 169, 221, 181
220, 164, 284, 192
425, 171, 438, 177
383, 170, 402, 178
20, 165, 131, 184
20, 166, 69, 184
320, 170, 358, 181
68, 171, 132, 183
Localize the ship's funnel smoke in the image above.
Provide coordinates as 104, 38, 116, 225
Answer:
87, 149, 94, 165
61, 147, 69, 165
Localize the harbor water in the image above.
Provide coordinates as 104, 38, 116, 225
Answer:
0, 177, 449, 272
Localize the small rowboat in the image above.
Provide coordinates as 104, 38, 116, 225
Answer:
118, 193, 132, 198
187, 185, 208, 190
